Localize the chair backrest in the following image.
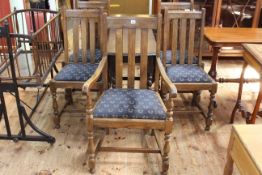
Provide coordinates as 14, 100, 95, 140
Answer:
106, 15, 161, 89
163, 8, 205, 65
73, 0, 110, 13
160, 1, 194, 12
62, 8, 104, 64
159, 0, 194, 51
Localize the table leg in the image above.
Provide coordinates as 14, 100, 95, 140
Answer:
230, 62, 248, 123
208, 46, 220, 80
248, 74, 262, 124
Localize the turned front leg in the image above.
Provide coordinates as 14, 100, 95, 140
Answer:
86, 93, 95, 173
162, 97, 174, 174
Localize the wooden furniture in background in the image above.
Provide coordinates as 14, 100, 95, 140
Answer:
212, 0, 262, 27
73, 0, 110, 12
162, 8, 217, 130
204, 27, 262, 82
224, 125, 262, 175
49, 8, 105, 128
231, 44, 262, 124
82, 14, 177, 174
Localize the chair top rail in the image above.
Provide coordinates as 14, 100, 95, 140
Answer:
65, 9, 101, 18
161, 2, 192, 10
167, 10, 203, 19
107, 15, 158, 29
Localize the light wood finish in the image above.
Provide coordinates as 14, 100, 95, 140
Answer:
49, 8, 105, 128
83, 14, 177, 174
107, 26, 156, 55
0, 59, 262, 174
205, 28, 262, 46
204, 27, 262, 82
231, 44, 262, 124
163, 8, 217, 130
224, 125, 262, 175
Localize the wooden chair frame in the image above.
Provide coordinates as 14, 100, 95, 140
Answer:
159, 0, 194, 52
49, 8, 106, 128
82, 13, 177, 174
163, 8, 217, 130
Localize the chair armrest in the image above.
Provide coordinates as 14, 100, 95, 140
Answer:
82, 56, 108, 93
156, 57, 177, 98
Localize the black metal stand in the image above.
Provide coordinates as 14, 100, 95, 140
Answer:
0, 22, 55, 143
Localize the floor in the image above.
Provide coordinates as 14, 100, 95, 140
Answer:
0, 59, 261, 175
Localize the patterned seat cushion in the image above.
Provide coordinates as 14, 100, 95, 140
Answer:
69, 49, 102, 63
167, 64, 212, 83
93, 89, 166, 120
160, 50, 198, 64
54, 63, 98, 81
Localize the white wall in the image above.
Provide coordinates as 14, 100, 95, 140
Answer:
9, 0, 24, 11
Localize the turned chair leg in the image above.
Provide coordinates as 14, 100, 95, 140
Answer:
205, 91, 216, 131
50, 85, 60, 129
65, 88, 73, 105
87, 115, 95, 173
162, 132, 171, 175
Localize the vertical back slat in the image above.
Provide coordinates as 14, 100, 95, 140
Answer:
89, 18, 96, 63
115, 29, 123, 88
171, 19, 178, 65
128, 29, 136, 88
199, 8, 206, 65
73, 18, 80, 63
63, 9, 69, 63
140, 29, 148, 89
81, 18, 87, 63
188, 19, 195, 64
163, 9, 168, 66
179, 18, 186, 64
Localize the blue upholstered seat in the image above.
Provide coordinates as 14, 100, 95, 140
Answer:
160, 50, 198, 64
54, 63, 98, 81
167, 64, 212, 83
93, 89, 166, 120
69, 49, 102, 63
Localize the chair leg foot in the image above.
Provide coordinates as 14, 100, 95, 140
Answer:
162, 133, 170, 174
50, 86, 60, 129
205, 91, 215, 131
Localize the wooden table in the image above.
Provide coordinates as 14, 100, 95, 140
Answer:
204, 27, 262, 83
230, 44, 262, 124
107, 28, 156, 55
224, 125, 262, 175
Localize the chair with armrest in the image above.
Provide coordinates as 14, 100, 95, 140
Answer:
49, 8, 106, 128
82, 13, 177, 174
162, 8, 217, 130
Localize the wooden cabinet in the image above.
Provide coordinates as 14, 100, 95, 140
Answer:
110, 0, 150, 14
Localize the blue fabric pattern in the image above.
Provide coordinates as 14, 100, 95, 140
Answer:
93, 89, 166, 120
54, 63, 98, 81
167, 64, 212, 83
160, 50, 198, 64
69, 49, 102, 63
